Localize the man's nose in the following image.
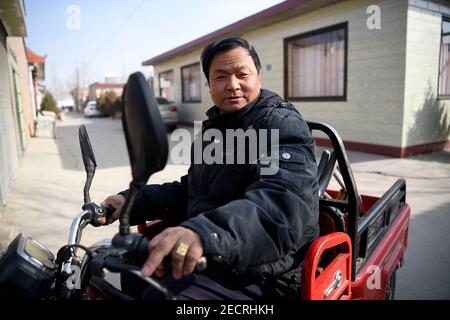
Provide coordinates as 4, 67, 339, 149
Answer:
226, 75, 240, 91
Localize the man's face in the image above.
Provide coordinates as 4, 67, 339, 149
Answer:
208, 47, 261, 113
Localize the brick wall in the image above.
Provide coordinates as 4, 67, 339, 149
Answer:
243, 0, 408, 148
403, 0, 450, 148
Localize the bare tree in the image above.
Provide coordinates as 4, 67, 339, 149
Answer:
67, 60, 91, 112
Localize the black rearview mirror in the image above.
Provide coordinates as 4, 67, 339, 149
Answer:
78, 125, 97, 204
117, 72, 168, 235
122, 72, 168, 187
79, 125, 97, 174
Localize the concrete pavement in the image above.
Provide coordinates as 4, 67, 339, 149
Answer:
0, 112, 449, 299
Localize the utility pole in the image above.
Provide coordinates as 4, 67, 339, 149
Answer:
76, 67, 80, 112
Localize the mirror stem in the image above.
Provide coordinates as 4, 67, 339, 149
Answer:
83, 171, 94, 204
119, 182, 141, 235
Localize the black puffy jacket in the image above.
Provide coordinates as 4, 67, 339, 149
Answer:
123, 89, 319, 280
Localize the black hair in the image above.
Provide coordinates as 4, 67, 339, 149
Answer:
201, 37, 261, 82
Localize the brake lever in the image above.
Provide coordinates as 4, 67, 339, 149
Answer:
125, 257, 207, 301
90, 247, 177, 300
128, 269, 176, 300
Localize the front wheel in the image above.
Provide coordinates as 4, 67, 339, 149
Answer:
384, 270, 397, 300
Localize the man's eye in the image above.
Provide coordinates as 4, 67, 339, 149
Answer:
215, 76, 225, 80
240, 73, 248, 77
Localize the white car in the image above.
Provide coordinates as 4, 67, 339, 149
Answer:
84, 101, 102, 118
156, 97, 178, 131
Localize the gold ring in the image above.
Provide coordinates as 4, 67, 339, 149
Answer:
175, 242, 190, 257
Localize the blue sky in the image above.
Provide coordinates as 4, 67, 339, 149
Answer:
24, 0, 284, 99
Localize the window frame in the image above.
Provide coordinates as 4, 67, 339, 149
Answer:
158, 69, 175, 102
181, 62, 202, 103
283, 22, 348, 102
438, 16, 450, 100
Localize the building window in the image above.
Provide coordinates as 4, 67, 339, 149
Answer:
181, 63, 201, 103
158, 70, 175, 102
439, 18, 450, 97
285, 22, 347, 101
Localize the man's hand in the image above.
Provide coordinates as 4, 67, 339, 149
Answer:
101, 194, 126, 224
141, 226, 203, 280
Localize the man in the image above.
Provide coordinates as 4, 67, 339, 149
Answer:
103, 37, 319, 299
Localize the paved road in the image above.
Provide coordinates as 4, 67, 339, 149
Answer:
0, 112, 449, 299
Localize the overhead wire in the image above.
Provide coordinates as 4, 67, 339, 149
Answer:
88, 0, 148, 62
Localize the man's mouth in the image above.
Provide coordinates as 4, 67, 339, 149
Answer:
226, 97, 243, 103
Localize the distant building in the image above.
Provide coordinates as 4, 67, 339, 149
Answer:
88, 82, 125, 102
26, 47, 46, 115
104, 73, 119, 84
142, 0, 450, 157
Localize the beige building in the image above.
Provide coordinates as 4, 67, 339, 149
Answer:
7, 38, 36, 153
0, 0, 36, 206
26, 47, 46, 115
143, 0, 450, 157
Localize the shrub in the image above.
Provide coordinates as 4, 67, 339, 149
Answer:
97, 91, 118, 116
108, 98, 123, 119
40, 92, 62, 119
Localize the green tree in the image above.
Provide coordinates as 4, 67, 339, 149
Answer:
40, 92, 61, 116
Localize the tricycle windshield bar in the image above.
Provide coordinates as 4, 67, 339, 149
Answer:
307, 120, 362, 280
